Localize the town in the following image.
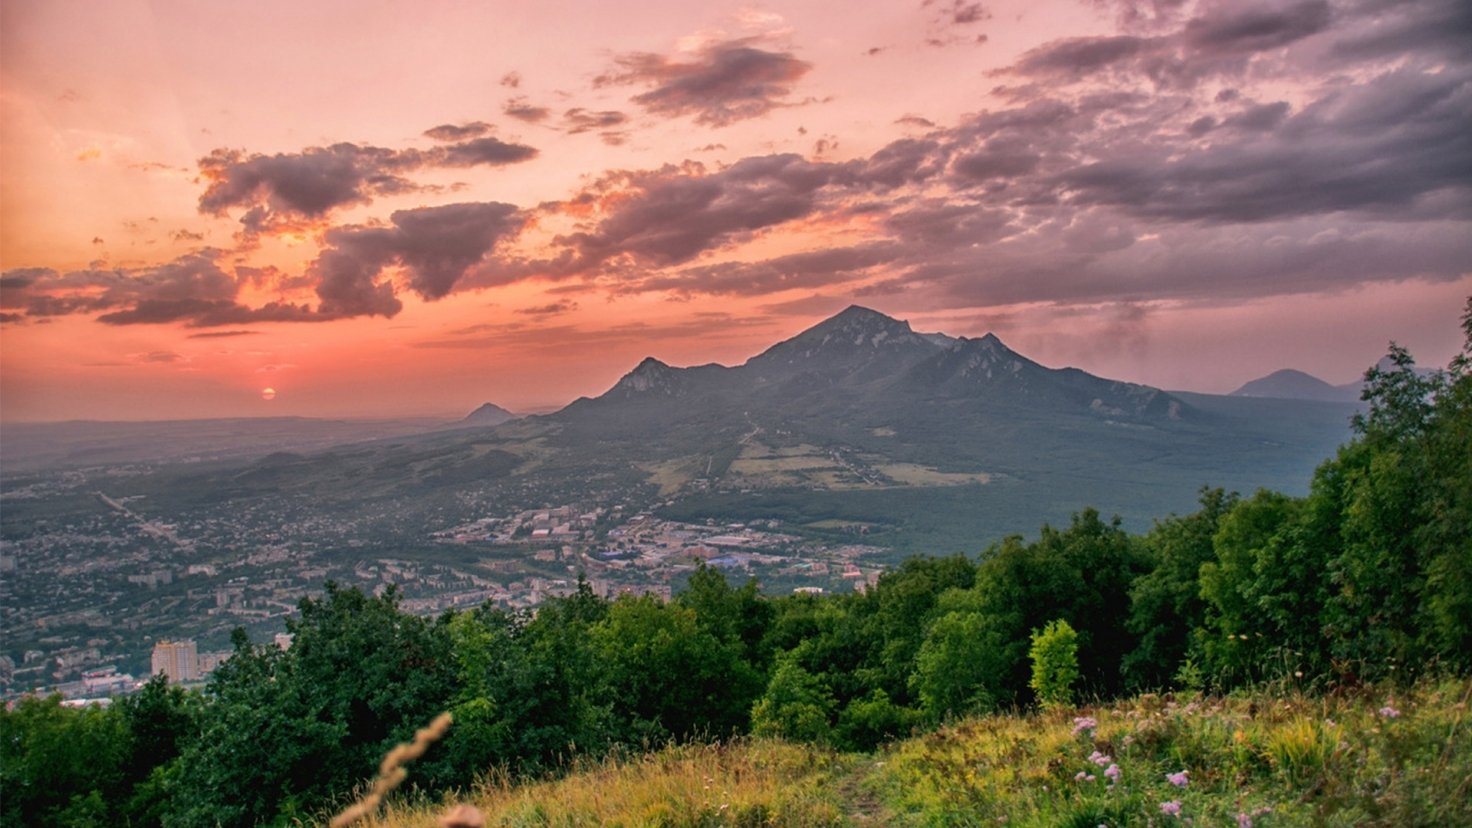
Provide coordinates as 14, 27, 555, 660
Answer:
0, 467, 887, 703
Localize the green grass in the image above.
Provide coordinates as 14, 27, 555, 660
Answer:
327, 678, 1470, 828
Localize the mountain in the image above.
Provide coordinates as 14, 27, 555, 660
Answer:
575, 305, 1188, 427
1231, 369, 1362, 403
460, 402, 518, 427
53, 306, 1360, 556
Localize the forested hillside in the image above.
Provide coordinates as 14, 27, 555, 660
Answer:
3, 303, 1468, 828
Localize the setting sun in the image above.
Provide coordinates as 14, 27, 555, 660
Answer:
261, 387, 276, 401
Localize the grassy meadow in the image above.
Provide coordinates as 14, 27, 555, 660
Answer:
331, 677, 1471, 828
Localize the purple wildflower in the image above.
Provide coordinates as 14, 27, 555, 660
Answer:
1379, 705, 1401, 719
1237, 814, 1253, 828
1167, 770, 1189, 787
1160, 800, 1182, 817
1072, 716, 1098, 737
1104, 763, 1121, 782
1088, 750, 1112, 767
1075, 770, 1095, 782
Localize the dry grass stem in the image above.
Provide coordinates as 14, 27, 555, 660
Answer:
330, 712, 454, 827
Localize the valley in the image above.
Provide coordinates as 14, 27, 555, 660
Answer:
0, 307, 1359, 697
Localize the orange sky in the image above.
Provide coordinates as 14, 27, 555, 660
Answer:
3, 0, 1469, 421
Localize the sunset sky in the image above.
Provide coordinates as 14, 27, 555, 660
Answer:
2, 0, 1468, 421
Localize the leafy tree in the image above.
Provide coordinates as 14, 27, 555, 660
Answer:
1123, 489, 1236, 691
1029, 619, 1080, 709
592, 593, 761, 741
117, 674, 199, 826
864, 555, 976, 706
963, 510, 1146, 705
509, 584, 615, 765
1420, 300, 1472, 667
910, 588, 1008, 721
166, 585, 457, 826
835, 688, 921, 751
751, 655, 835, 744
678, 563, 775, 669
1197, 489, 1308, 686
0, 695, 130, 828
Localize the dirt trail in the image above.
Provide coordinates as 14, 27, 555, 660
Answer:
833, 759, 892, 826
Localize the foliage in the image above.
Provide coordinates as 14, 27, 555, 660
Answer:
0, 695, 129, 827
1029, 619, 1080, 709
751, 655, 836, 744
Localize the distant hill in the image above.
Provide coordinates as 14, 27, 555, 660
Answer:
1230, 369, 1362, 403
460, 402, 517, 427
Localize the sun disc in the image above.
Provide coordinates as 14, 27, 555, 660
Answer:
261, 387, 277, 400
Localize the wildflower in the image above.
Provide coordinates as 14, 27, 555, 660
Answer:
1104, 763, 1121, 782
1237, 813, 1252, 828
1072, 716, 1098, 736
1160, 800, 1182, 816
1089, 750, 1112, 767
1167, 769, 1189, 787
1379, 705, 1401, 719
1075, 771, 1095, 782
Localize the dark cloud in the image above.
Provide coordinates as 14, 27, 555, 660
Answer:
895, 115, 938, 128
196, 139, 535, 234
596, 39, 812, 127
3, 253, 241, 323
1015, 35, 1155, 78
503, 97, 552, 123
1013, 1, 1331, 88
198, 144, 418, 220
516, 300, 578, 316
186, 329, 261, 339
1183, 1, 1332, 56
1330, 0, 1472, 63
98, 299, 320, 327
137, 351, 185, 363
883, 199, 1014, 247
951, 142, 1043, 182
431, 136, 539, 167
423, 122, 493, 142
500, 71, 522, 88
555, 154, 846, 271
626, 244, 900, 297
1221, 100, 1290, 132
1050, 67, 1472, 223
5, 204, 523, 326
311, 201, 523, 317
563, 108, 629, 134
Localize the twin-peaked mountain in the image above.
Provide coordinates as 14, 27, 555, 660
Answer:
562, 306, 1184, 433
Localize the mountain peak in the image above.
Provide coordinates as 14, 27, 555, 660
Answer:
744, 305, 942, 382
461, 402, 516, 426
608, 356, 682, 397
